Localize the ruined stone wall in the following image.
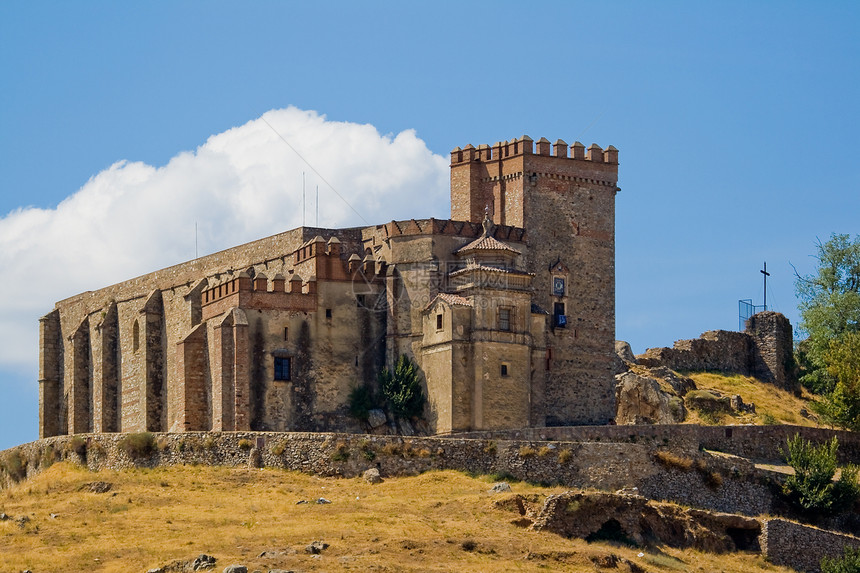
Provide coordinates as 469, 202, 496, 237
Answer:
761, 518, 860, 573
747, 311, 796, 389
636, 311, 797, 389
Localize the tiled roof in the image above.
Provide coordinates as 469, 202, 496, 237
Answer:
448, 264, 534, 277
424, 292, 473, 311
456, 234, 521, 255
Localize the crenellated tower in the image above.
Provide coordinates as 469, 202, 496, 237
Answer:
450, 136, 620, 425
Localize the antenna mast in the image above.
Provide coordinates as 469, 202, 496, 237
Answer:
302, 171, 306, 227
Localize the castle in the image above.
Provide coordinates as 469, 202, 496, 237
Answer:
38, 136, 620, 438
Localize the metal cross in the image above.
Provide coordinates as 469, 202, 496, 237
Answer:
760, 262, 770, 311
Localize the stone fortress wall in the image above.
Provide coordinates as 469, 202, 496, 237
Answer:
39, 135, 622, 439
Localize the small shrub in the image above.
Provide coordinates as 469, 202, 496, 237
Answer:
118, 432, 156, 459
379, 355, 425, 419
156, 437, 170, 452
359, 439, 376, 461
238, 438, 254, 450
482, 441, 497, 455
203, 436, 217, 450
66, 436, 87, 457
821, 545, 860, 573
518, 446, 537, 458
654, 450, 693, 472
348, 384, 376, 421
380, 442, 401, 456
1, 450, 27, 481
417, 448, 431, 458
760, 413, 778, 425
331, 441, 350, 462
488, 471, 518, 483
39, 446, 57, 469
782, 434, 860, 515
558, 449, 573, 464
538, 446, 553, 458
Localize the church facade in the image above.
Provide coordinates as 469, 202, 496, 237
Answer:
38, 135, 620, 437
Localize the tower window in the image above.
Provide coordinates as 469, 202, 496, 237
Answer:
283, 326, 289, 341
501, 363, 509, 377
436, 313, 443, 330
274, 357, 291, 381
499, 308, 511, 331
325, 308, 332, 319
553, 302, 567, 328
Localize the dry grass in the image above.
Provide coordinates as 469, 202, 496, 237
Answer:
0, 463, 794, 573
685, 373, 821, 427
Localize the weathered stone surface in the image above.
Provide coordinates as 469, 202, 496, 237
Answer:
637, 312, 796, 389
615, 371, 686, 424
615, 341, 637, 365
305, 540, 329, 554
761, 518, 860, 573
222, 566, 247, 573
363, 468, 382, 484
366, 409, 387, 429
84, 481, 112, 493
490, 482, 512, 493
528, 491, 761, 553
192, 554, 217, 570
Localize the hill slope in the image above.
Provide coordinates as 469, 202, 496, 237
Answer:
0, 463, 794, 572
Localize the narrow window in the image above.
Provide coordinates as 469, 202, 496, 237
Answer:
356, 294, 365, 307
325, 308, 332, 319
553, 302, 566, 328
499, 308, 511, 331
132, 319, 140, 352
283, 326, 289, 341
274, 357, 291, 381
501, 363, 509, 377
436, 313, 443, 330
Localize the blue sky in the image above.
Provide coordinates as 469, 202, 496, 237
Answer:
1, 1, 858, 449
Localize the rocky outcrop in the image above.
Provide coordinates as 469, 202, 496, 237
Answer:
503, 491, 761, 553
615, 367, 695, 425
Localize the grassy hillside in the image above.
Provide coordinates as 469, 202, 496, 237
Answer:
0, 463, 794, 572
684, 372, 822, 428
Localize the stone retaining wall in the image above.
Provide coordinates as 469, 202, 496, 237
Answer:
448, 424, 860, 464
761, 518, 860, 572
2, 431, 779, 517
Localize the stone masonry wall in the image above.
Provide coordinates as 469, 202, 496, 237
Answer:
761, 518, 860, 573
3, 430, 779, 518
637, 311, 797, 389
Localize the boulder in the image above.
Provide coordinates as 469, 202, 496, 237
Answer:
222, 566, 247, 573
615, 341, 638, 364
305, 540, 329, 554
367, 409, 387, 428
490, 482, 512, 493
615, 371, 686, 424
363, 468, 383, 484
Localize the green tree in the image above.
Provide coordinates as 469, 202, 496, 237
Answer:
782, 434, 859, 515
821, 546, 860, 573
379, 355, 425, 419
813, 331, 860, 430
795, 234, 860, 394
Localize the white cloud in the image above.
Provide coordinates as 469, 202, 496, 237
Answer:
0, 107, 449, 374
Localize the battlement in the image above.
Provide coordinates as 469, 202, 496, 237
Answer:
450, 136, 618, 166
201, 271, 317, 320
381, 217, 527, 242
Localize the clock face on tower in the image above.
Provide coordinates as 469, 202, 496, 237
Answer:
553, 277, 565, 296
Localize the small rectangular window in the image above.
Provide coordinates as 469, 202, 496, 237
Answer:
436, 313, 443, 330
501, 364, 509, 377
499, 308, 511, 331
325, 308, 332, 319
283, 326, 289, 341
274, 357, 291, 381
